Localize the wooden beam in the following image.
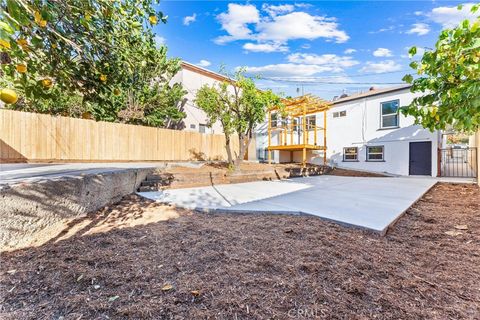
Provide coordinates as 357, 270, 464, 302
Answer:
303, 103, 306, 168
268, 110, 272, 164
323, 110, 327, 165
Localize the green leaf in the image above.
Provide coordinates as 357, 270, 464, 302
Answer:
402, 74, 413, 84
408, 46, 417, 57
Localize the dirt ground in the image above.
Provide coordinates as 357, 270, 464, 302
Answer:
1, 183, 479, 319
166, 162, 325, 173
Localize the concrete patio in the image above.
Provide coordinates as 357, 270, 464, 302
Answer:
138, 176, 437, 234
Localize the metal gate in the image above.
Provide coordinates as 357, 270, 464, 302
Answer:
439, 147, 477, 178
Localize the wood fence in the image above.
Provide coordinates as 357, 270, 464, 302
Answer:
0, 109, 239, 162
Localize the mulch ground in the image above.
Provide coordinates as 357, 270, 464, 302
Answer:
1, 183, 479, 319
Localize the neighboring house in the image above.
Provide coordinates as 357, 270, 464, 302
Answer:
171, 61, 229, 134
257, 85, 442, 177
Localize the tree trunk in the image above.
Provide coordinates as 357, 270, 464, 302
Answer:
234, 133, 250, 169
225, 134, 234, 167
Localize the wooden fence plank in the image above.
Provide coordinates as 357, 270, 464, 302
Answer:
0, 109, 234, 162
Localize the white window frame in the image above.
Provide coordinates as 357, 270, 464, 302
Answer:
366, 145, 384, 162
343, 147, 358, 161
380, 100, 400, 129
333, 110, 347, 118
306, 115, 316, 130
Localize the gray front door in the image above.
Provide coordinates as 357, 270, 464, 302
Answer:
409, 141, 432, 176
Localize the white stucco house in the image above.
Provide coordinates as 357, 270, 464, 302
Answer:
171, 61, 228, 134
257, 85, 442, 177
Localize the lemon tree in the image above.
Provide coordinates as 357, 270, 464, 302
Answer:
0, 0, 185, 127
402, 4, 480, 132
195, 70, 281, 168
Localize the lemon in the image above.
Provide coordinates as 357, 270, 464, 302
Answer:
16, 64, 27, 73
0, 89, 18, 104
149, 15, 158, 25
16, 38, 28, 46
34, 11, 42, 24
100, 74, 107, 82
42, 79, 53, 88
39, 20, 47, 28
0, 39, 11, 50
113, 88, 121, 96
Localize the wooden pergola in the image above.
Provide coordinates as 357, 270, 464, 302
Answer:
267, 94, 331, 167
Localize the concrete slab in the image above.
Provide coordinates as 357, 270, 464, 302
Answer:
138, 176, 437, 233
0, 163, 163, 185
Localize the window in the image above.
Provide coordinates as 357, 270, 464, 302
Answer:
271, 113, 278, 128
366, 146, 384, 161
333, 110, 347, 118
190, 124, 196, 129
199, 124, 206, 133
306, 115, 316, 130
381, 100, 399, 128
343, 147, 358, 161
293, 118, 299, 131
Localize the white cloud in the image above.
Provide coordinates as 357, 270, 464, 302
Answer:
287, 53, 359, 71
243, 42, 289, 53
256, 12, 349, 43
241, 63, 345, 77
406, 23, 430, 35
197, 60, 211, 67
414, 11, 423, 16
214, 4, 349, 48
373, 48, 393, 57
369, 25, 395, 34
344, 48, 357, 54
428, 3, 478, 28
301, 43, 311, 49
262, 4, 295, 16
241, 53, 359, 78
215, 4, 260, 44
183, 13, 197, 26
154, 35, 165, 47
360, 60, 402, 73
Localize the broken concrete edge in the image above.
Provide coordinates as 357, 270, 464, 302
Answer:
0, 167, 156, 252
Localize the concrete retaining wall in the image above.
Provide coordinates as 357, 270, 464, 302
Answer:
0, 167, 154, 251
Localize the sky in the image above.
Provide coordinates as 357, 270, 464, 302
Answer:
154, 1, 478, 99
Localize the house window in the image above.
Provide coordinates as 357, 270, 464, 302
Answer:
381, 100, 399, 128
343, 147, 358, 161
306, 115, 316, 130
293, 118, 299, 131
190, 124, 196, 129
271, 113, 278, 128
199, 124, 206, 133
333, 110, 347, 118
366, 146, 384, 161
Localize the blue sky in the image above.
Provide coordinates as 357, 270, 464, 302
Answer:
154, 1, 478, 99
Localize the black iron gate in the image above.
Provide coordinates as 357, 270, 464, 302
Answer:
439, 147, 477, 178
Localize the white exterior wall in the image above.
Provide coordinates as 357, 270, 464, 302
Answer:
171, 68, 223, 134
256, 88, 441, 176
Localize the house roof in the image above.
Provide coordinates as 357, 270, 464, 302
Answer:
181, 61, 233, 83
331, 84, 412, 105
